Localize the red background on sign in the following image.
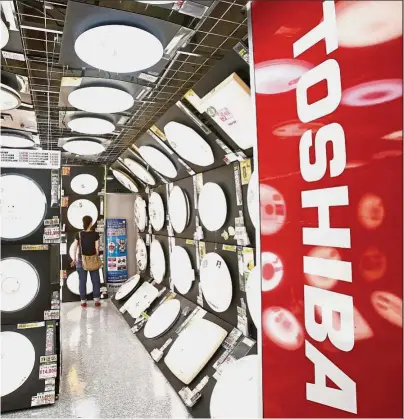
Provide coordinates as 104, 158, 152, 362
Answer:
251, 1, 403, 417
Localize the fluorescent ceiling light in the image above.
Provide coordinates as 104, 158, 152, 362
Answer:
68, 86, 134, 113
74, 25, 164, 73
0, 18, 9, 49
0, 132, 35, 148
67, 116, 115, 135
63, 139, 105, 155
0, 83, 21, 111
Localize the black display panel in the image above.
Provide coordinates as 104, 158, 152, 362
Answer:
1, 321, 58, 413
1, 245, 60, 325
0, 168, 59, 245
61, 165, 105, 196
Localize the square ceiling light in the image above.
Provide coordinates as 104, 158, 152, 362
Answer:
59, 1, 188, 78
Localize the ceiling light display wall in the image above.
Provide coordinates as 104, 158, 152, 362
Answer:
0, 131, 35, 148
0, 83, 21, 111
67, 116, 115, 135
74, 25, 163, 73
63, 139, 105, 155
68, 86, 134, 114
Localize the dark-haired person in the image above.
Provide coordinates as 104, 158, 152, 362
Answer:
71, 215, 102, 307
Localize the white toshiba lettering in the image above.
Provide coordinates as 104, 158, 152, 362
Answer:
303, 256, 352, 283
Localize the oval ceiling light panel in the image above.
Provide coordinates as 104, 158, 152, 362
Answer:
0, 132, 35, 149
336, 1, 402, 48
138, 146, 177, 178
67, 199, 98, 230
67, 116, 115, 135
123, 158, 156, 186
134, 196, 147, 231
144, 299, 181, 339
255, 59, 313, 95
0, 174, 47, 241
0, 83, 21, 111
115, 274, 141, 301
169, 186, 189, 234
247, 170, 259, 229
170, 246, 194, 295
149, 192, 165, 231
245, 266, 260, 328
150, 239, 166, 284
1, 332, 36, 397
63, 139, 105, 156
70, 174, 99, 195
68, 86, 134, 114
74, 25, 164, 73
210, 355, 260, 419
164, 122, 215, 167
0, 18, 9, 50
66, 271, 93, 295
136, 237, 148, 272
200, 252, 233, 313
1, 258, 40, 313
198, 182, 227, 232
112, 169, 139, 193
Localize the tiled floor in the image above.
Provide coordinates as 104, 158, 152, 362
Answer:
3, 301, 190, 418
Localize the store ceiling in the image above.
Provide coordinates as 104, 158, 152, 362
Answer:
1, 0, 248, 164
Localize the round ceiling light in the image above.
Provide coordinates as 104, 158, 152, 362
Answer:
0, 83, 21, 111
67, 116, 115, 135
1, 18, 9, 50
0, 131, 35, 149
112, 169, 139, 193
63, 139, 105, 156
68, 86, 134, 114
74, 25, 164, 73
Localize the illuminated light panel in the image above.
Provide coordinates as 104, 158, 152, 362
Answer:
261, 252, 284, 292
1, 332, 35, 397
134, 196, 147, 231
1, 258, 40, 312
342, 79, 403, 107
67, 117, 115, 135
0, 174, 47, 241
68, 86, 134, 114
371, 291, 403, 328
144, 299, 181, 339
63, 139, 105, 156
357, 193, 385, 230
0, 18, 9, 49
0, 83, 21, 111
115, 274, 141, 301
70, 174, 99, 195
136, 237, 148, 272
138, 145, 177, 178
67, 199, 98, 230
66, 271, 93, 295
263, 307, 304, 351
260, 184, 286, 235
112, 169, 138, 193
150, 239, 166, 284
198, 183, 227, 232
255, 59, 313, 95
359, 247, 387, 282
148, 192, 165, 231
0, 132, 35, 148
123, 158, 156, 186
336, 1, 403, 48
74, 25, 163, 73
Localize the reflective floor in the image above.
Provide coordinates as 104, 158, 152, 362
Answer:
3, 301, 190, 418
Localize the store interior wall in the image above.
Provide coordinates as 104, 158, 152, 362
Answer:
106, 193, 137, 278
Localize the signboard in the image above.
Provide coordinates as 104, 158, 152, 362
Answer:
250, 1, 403, 417
105, 219, 128, 284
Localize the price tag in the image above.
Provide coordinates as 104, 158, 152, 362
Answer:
39, 363, 58, 379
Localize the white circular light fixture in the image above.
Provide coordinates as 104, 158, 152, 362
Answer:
246, 266, 260, 328
1, 258, 40, 313
67, 271, 93, 295
63, 139, 105, 156
1, 332, 36, 397
169, 186, 189, 234
67, 199, 98, 230
123, 158, 156, 186
1, 18, 9, 50
68, 86, 134, 114
115, 274, 141, 301
74, 25, 164, 73
150, 239, 166, 284
67, 116, 115, 135
0, 83, 21, 111
149, 192, 165, 231
336, 1, 402, 48
198, 182, 227, 232
170, 246, 194, 295
112, 169, 139, 193
70, 174, 99, 195
134, 196, 147, 231
138, 146, 178, 178
136, 237, 148, 272
247, 170, 259, 229
144, 299, 181, 339
0, 174, 47, 241
0, 132, 35, 149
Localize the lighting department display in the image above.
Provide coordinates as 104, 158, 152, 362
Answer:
74, 25, 164, 74
0, 131, 35, 149
149, 239, 166, 284
170, 246, 194, 295
67, 116, 115, 135
168, 186, 190, 234
143, 299, 181, 339
123, 281, 159, 319
164, 318, 228, 385
138, 146, 178, 178
148, 192, 165, 231
114, 274, 141, 301
123, 158, 156, 186
68, 86, 134, 114
63, 138, 105, 156
112, 169, 139, 193
163, 122, 215, 167
134, 196, 147, 232
198, 183, 227, 232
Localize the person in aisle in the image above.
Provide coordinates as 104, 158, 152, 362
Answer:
71, 215, 102, 308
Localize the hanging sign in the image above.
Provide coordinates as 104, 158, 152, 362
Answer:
250, 0, 403, 417
106, 219, 128, 284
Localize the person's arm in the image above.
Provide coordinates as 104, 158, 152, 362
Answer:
95, 240, 100, 256
71, 239, 79, 267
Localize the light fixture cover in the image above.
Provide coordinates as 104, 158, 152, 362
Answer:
1, 18, 9, 50
0, 83, 21, 111
63, 139, 105, 156
67, 116, 115, 135
74, 25, 164, 73
0, 132, 35, 149
68, 86, 134, 114
112, 169, 139, 193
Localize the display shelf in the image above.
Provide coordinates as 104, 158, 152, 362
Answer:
61, 164, 106, 196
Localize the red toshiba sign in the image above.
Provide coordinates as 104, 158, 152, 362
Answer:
250, 1, 403, 417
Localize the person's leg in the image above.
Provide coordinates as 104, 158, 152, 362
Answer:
89, 269, 101, 305
77, 268, 88, 305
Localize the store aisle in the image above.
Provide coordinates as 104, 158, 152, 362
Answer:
3, 301, 190, 419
